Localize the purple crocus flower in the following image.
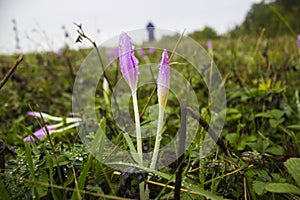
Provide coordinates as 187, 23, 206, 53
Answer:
206, 40, 212, 49
297, 34, 300, 48
23, 125, 57, 142
119, 32, 139, 92
149, 46, 156, 54
157, 49, 170, 107
137, 48, 145, 57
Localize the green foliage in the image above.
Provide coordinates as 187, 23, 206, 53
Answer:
284, 158, 300, 187
0, 176, 10, 200
265, 183, 300, 195
265, 157, 300, 195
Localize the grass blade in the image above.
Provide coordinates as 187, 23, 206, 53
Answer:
0, 176, 10, 200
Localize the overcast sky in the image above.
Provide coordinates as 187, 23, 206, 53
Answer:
0, 0, 261, 54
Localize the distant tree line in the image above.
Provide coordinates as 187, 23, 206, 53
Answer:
189, 0, 300, 40
230, 0, 300, 37
188, 26, 219, 41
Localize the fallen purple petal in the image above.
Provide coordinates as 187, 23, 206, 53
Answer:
27, 112, 41, 118
23, 125, 57, 142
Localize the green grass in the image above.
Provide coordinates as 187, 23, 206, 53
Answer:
0, 33, 300, 199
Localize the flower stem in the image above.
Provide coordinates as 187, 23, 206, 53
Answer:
132, 90, 147, 199
132, 90, 143, 166
150, 105, 165, 169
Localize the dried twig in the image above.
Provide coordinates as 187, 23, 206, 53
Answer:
186, 107, 228, 154
174, 105, 187, 200
0, 55, 23, 90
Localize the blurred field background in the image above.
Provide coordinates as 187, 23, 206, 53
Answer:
0, 0, 300, 199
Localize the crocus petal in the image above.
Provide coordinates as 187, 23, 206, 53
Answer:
297, 34, 300, 48
51, 122, 81, 134
157, 49, 170, 107
28, 111, 81, 124
23, 125, 57, 142
27, 112, 42, 118
27, 111, 62, 121
119, 32, 139, 92
103, 77, 110, 105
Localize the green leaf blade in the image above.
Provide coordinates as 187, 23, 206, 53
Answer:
284, 158, 300, 187
265, 183, 300, 195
